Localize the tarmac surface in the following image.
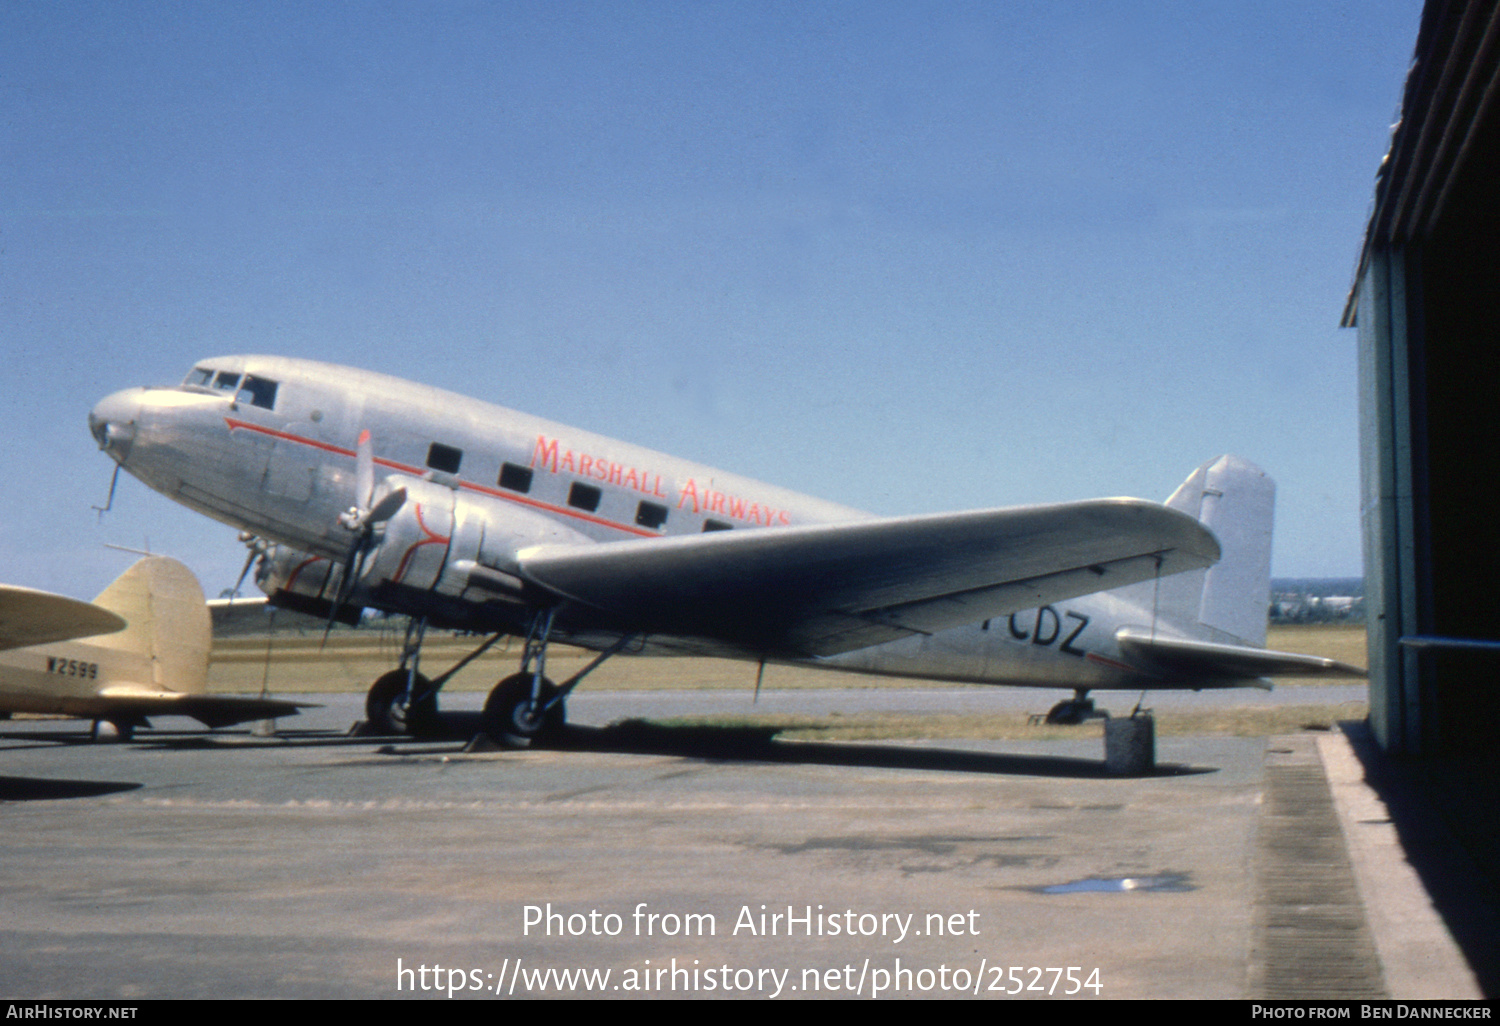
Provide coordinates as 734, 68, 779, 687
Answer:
0, 688, 1489, 1001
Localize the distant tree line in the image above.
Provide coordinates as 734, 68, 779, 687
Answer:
1269, 578, 1365, 624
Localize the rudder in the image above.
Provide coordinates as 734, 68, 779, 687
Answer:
1151, 455, 1275, 647
90, 557, 212, 694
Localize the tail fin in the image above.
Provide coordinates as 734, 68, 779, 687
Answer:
1143, 455, 1274, 647
90, 557, 211, 694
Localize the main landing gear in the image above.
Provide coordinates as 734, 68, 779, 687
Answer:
362, 616, 503, 737
364, 617, 434, 735
479, 609, 635, 749
361, 608, 634, 748
1027, 689, 1157, 775
1031, 689, 1110, 726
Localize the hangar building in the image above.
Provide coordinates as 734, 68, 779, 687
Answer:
1346, 0, 1500, 766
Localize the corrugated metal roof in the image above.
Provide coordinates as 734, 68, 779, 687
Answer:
1343, 0, 1500, 326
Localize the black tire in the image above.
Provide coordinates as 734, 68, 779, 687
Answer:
483, 673, 565, 748
365, 670, 438, 736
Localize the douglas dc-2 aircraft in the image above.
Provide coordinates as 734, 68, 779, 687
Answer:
0, 556, 304, 739
88, 357, 1362, 745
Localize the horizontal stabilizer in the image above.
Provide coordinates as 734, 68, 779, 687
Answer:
1115, 627, 1366, 689
520, 498, 1220, 657
0, 586, 127, 651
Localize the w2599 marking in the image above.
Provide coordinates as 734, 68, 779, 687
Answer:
47, 657, 99, 679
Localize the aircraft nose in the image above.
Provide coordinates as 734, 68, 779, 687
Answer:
89, 388, 143, 463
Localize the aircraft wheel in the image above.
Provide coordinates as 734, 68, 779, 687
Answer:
91, 720, 133, 743
365, 670, 438, 736
1044, 696, 1098, 726
483, 673, 565, 749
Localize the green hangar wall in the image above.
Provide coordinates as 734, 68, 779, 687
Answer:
1347, 0, 1500, 756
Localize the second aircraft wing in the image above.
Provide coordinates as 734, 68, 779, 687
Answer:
516, 498, 1221, 657
0, 586, 127, 651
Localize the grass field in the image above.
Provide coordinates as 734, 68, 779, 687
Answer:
1263, 624, 1368, 678
208, 624, 1369, 740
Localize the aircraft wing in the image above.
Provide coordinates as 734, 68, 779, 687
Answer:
1115, 627, 1367, 688
0, 585, 127, 651
517, 498, 1220, 657
86, 687, 314, 729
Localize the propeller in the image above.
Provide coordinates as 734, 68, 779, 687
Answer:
336, 430, 408, 534
337, 430, 377, 531
325, 430, 405, 634
228, 532, 268, 606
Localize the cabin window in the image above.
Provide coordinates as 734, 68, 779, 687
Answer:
636, 501, 668, 530
427, 443, 463, 475
236, 375, 278, 410
211, 370, 241, 392
702, 519, 733, 532
498, 462, 533, 493
568, 482, 602, 512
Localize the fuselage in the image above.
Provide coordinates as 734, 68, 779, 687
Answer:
89, 355, 1180, 692
0, 636, 158, 718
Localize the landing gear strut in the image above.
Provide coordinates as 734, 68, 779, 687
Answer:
360, 609, 633, 745
1032, 689, 1110, 726
361, 616, 506, 737
480, 608, 635, 748
365, 669, 437, 736
484, 673, 565, 748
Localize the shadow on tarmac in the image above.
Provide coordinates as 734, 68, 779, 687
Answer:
1341, 720, 1500, 998
549, 719, 1215, 779
0, 775, 142, 800
3, 711, 1215, 780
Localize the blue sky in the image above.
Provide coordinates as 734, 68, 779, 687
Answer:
2, 1, 1422, 599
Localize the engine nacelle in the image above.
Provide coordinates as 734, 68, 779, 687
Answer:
356, 476, 457, 595
258, 474, 593, 624
255, 545, 357, 623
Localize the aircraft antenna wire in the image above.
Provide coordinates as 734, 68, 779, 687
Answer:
92, 464, 121, 519
261, 606, 277, 700
1150, 553, 1163, 642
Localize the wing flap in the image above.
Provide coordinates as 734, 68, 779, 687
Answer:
1115, 627, 1367, 687
520, 498, 1220, 657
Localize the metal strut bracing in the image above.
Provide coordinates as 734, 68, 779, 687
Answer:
386, 606, 640, 723
398, 615, 429, 705
426, 630, 508, 689
519, 607, 556, 701
517, 605, 637, 717
398, 615, 516, 710
399, 619, 512, 705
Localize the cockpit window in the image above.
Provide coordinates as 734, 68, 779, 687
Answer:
236, 375, 278, 410
181, 366, 277, 409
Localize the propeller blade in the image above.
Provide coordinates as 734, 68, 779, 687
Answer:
323, 539, 366, 643
366, 486, 407, 526
355, 429, 374, 512
230, 548, 257, 605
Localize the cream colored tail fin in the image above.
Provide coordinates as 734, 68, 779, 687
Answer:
90, 557, 211, 695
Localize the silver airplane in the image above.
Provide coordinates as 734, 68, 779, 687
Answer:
88, 356, 1362, 745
